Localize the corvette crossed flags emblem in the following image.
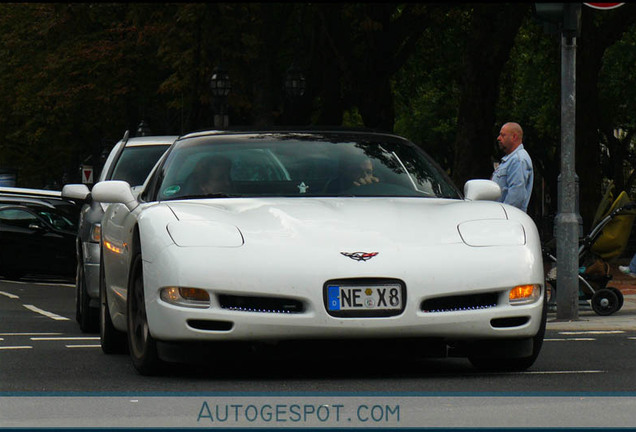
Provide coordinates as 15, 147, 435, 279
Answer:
340, 252, 379, 262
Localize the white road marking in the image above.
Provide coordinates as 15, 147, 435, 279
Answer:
559, 330, 625, 335
23, 305, 70, 321
0, 291, 19, 299
0, 280, 73, 287
521, 370, 604, 375
545, 338, 596, 341
0, 333, 62, 336
0, 346, 33, 350
65, 345, 101, 348
31, 337, 99, 341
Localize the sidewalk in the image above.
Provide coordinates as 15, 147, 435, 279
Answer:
547, 263, 636, 331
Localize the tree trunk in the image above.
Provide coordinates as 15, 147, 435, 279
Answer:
252, 5, 292, 127
311, 3, 429, 130
452, 4, 529, 189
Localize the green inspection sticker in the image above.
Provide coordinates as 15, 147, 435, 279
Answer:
163, 185, 180, 196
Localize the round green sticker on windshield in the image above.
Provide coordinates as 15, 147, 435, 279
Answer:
163, 185, 180, 196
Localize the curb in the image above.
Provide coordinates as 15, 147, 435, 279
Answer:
612, 282, 636, 295
546, 294, 636, 331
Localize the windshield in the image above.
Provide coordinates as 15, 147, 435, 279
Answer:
151, 133, 461, 201
111, 145, 169, 187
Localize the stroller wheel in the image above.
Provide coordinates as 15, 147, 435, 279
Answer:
591, 289, 620, 316
607, 287, 624, 311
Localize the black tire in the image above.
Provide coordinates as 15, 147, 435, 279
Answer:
99, 253, 127, 354
127, 253, 163, 375
591, 288, 620, 316
545, 281, 555, 303
469, 293, 547, 372
75, 263, 81, 323
78, 261, 98, 333
607, 287, 624, 312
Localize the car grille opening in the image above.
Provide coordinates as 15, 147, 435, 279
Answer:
218, 294, 305, 314
187, 319, 234, 331
421, 293, 499, 313
490, 316, 530, 328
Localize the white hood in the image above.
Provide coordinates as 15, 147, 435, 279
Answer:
164, 197, 510, 249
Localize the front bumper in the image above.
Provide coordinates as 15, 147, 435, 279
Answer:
141, 244, 545, 343
147, 297, 543, 342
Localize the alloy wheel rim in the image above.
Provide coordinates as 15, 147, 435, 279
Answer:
131, 267, 148, 356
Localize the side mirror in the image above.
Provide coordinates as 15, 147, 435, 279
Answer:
91, 180, 138, 211
464, 179, 501, 202
62, 184, 91, 202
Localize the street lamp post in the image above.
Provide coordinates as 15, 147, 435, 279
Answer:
535, 3, 582, 320
556, 26, 580, 320
284, 65, 306, 98
136, 120, 151, 137
210, 67, 231, 129
283, 65, 306, 125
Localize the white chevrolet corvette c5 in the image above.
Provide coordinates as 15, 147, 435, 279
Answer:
92, 130, 545, 375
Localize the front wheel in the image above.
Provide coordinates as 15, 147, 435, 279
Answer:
127, 253, 163, 375
78, 262, 98, 333
469, 295, 547, 372
99, 253, 127, 354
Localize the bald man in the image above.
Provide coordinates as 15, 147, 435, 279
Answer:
491, 122, 534, 212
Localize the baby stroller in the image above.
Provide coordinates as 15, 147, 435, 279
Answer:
543, 189, 636, 316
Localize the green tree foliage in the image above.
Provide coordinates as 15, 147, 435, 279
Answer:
1, 1, 636, 239
576, 3, 636, 230
393, 6, 469, 171
598, 25, 636, 193
0, 4, 173, 186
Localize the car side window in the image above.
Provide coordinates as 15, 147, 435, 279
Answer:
37, 210, 74, 231
0, 208, 39, 229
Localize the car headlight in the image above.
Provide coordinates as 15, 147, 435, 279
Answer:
457, 220, 526, 247
509, 284, 541, 305
167, 221, 244, 247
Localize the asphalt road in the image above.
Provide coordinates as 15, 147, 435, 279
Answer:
2, 278, 636, 428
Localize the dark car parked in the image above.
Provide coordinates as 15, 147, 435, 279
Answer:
0, 189, 80, 281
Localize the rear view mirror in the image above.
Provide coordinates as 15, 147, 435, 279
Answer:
91, 180, 138, 211
62, 184, 91, 202
464, 179, 501, 202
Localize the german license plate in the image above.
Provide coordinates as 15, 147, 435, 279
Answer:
327, 284, 403, 312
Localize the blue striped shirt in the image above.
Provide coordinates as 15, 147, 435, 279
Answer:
492, 144, 534, 212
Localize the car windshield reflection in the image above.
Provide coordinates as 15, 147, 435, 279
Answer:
154, 133, 460, 201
